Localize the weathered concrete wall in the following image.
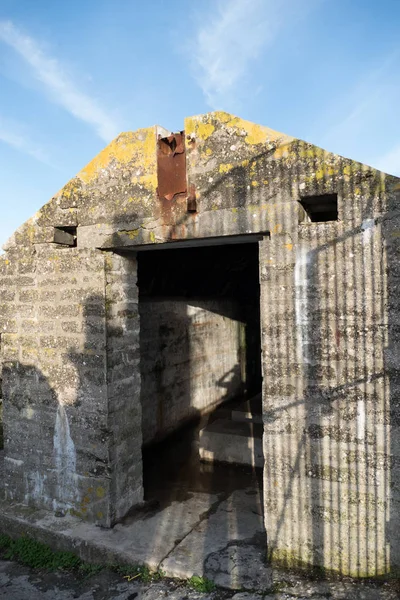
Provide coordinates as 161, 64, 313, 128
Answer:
0, 246, 141, 527
2, 114, 296, 253
0, 247, 108, 521
259, 165, 400, 576
140, 298, 243, 444
1, 111, 399, 576
105, 252, 143, 523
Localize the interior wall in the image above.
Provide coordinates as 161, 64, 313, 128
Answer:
138, 242, 261, 445
140, 297, 243, 444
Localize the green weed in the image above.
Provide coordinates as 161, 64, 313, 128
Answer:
188, 575, 216, 593
0, 534, 216, 592
113, 564, 165, 583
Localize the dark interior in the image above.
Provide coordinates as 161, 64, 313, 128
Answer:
138, 241, 262, 396
299, 193, 338, 222
137, 241, 262, 506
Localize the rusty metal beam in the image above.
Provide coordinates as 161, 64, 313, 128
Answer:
157, 132, 187, 201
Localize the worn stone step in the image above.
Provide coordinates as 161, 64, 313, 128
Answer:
212, 393, 262, 425
231, 393, 263, 425
199, 418, 264, 468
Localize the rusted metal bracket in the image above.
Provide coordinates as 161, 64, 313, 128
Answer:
157, 131, 196, 212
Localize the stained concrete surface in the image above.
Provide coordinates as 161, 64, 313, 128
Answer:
0, 432, 269, 589
0, 561, 399, 600
160, 489, 266, 581
0, 487, 268, 591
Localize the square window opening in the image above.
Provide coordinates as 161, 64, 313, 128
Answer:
299, 193, 338, 223
54, 226, 77, 247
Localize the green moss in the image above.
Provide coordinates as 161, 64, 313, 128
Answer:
0, 535, 165, 582
0, 535, 81, 571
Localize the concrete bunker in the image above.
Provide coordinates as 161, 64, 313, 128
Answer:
0, 111, 399, 580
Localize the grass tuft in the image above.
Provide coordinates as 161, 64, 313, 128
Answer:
188, 575, 216, 593
0, 534, 216, 592
113, 564, 165, 583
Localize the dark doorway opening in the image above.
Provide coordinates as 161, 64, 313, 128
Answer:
137, 240, 263, 506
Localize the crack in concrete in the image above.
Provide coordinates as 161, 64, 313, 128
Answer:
157, 492, 228, 569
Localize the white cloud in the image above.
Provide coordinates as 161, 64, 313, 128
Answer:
0, 20, 120, 142
191, 0, 293, 109
0, 116, 52, 165
320, 54, 398, 148
313, 51, 400, 175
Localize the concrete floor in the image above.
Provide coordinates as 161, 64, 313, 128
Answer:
139, 410, 268, 588
0, 417, 269, 591
0, 485, 269, 589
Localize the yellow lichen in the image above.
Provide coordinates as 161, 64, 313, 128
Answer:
343, 165, 352, 177
96, 487, 105, 498
212, 111, 232, 123
77, 128, 157, 190
315, 165, 335, 180
219, 163, 234, 174
185, 117, 215, 141
245, 123, 269, 145
121, 229, 140, 240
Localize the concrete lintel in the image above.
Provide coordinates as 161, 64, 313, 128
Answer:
133, 232, 269, 252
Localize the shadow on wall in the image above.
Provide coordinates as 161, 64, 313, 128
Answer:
107, 142, 400, 577
257, 153, 399, 576
108, 222, 264, 584
2, 294, 113, 518
136, 242, 261, 445
1, 137, 398, 579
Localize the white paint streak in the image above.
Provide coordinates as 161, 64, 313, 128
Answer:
53, 403, 76, 510
356, 398, 366, 440
361, 219, 375, 245
294, 246, 312, 364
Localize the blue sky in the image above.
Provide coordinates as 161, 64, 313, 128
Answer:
0, 0, 399, 248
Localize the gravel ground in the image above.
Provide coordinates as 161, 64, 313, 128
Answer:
0, 559, 399, 600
